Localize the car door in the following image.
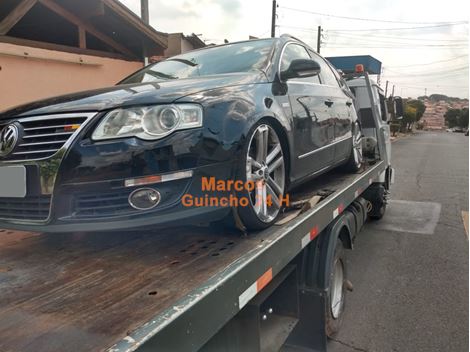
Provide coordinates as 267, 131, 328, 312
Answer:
310, 52, 355, 162
330, 62, 356, 161
280, 43, 334, 180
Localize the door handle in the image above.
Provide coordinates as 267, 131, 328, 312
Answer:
346, 101, 353, 107
324, 100, 334, 107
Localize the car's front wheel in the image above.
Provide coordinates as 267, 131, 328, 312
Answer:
237, 122, 286, 230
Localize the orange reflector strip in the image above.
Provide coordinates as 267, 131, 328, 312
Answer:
256, 268, 273, 292
333, 204, 344, 219
238, 267, 274, 309
355, 188, 362, 198
309, 225, 319, 240
302, 225, 319, 248
125, 175, 162, 187
125, 171, 193, 187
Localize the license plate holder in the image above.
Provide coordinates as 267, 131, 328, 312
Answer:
0, 166, 27, 198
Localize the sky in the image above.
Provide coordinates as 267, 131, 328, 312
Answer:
119, 0, 469, 99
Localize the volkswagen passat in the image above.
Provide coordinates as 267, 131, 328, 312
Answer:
0, 35, 362, 232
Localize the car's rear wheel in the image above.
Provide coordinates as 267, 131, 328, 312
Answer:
343, 122, 363, 172
237, 122, 286, 230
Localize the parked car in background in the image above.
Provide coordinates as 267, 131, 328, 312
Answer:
0, 35, 362, 232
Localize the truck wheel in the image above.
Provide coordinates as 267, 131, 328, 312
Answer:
367, 184, 387, 220
325, 239, 346, 338
369, 200, 386, 220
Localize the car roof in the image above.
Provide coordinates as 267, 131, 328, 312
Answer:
180, 34, 307, 54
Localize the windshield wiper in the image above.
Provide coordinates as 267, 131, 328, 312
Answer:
166, 58, 198, 67
146, 70, 178, 80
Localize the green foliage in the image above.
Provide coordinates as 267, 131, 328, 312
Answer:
398, 101, 418, 132
445, 108, 469, 128
418, 94, 469, 103
406, 99, 426, 121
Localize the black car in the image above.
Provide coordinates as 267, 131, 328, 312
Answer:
0, 35, 362, 232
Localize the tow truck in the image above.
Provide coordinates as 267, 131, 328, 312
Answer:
0, 56, 402, 352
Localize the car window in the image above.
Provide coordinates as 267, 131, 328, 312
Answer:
330, 65, 347, 89
280, 43, 320, 84
308, 50, 340, 87
121, 39, 275, 84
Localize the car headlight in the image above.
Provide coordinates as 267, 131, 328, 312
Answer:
92, 104, 203, 141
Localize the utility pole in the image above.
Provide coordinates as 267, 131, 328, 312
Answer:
317, 26, 321, 53
424, 88, 427, 97
271, 0, 277, 38
141, 0, 149, 65
141, 0, 149, 24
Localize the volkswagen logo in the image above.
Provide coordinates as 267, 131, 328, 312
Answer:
0, 124, 19, 157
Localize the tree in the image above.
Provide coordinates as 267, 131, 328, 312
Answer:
407, 99, 426, 122
461, 108, 469, 128
445, 108, 469, 129
402, 105, 417, 132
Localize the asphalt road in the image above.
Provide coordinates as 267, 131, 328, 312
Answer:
329, 131, 469, 352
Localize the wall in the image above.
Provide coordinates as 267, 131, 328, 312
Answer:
180, 38, 194, 54
0, 43, 143, 111
164, 33, 183, 57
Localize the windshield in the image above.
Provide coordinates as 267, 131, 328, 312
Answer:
121, 39, 275, 84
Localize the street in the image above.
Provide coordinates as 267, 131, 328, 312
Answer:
329, 131, 469, 352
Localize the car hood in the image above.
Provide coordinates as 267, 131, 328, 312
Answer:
0, 72, 266, 119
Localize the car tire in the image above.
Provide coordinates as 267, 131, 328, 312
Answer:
235, 121, 287, 230
325, 239, 347, 338
343, 122, 363, 172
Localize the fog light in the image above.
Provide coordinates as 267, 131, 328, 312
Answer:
128, 188, 161, 210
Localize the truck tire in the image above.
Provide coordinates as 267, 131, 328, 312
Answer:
367, 184, 387, 220
369, 200, 386, 220
325, 239, 347, 338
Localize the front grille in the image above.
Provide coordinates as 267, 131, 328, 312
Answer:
0, 196, 51, 221
1, 115, 88, 161
73, 191, 137, 219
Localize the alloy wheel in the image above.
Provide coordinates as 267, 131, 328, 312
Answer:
352, 123, 363, 167
330, 258, 345, 319
246, 124, 285, 223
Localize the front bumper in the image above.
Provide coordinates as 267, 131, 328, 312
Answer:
0, 111, 239, 232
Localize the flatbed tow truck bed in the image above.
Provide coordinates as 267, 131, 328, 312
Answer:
0, 159, 387, 352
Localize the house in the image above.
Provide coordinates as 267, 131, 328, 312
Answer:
164, 33, 206, 57
0, 0, 168, 111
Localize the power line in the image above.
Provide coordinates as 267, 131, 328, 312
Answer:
385, 66, 469, 76
329, 32, 468, 42
327, 23, 468, 32
277, 24, 318, 33
278, 23, 468, 34
324, 36, 468, 47
325, 45, 468, 49
393, 83, 469, 89
386, 55, 469, 68
278, 6, 468, 25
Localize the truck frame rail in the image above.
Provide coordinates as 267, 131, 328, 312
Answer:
0, 160, 386, 352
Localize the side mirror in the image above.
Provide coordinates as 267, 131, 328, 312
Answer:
394, 97, 404, 118
281, 59, 321, 81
